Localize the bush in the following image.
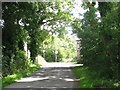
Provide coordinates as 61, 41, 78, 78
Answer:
45, 48, 63, 62
45, 49, 55, 62
11, 50, 30, 74
2, 56, 12, 77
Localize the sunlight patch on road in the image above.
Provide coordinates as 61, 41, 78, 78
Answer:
16, 77, 49, 82
64, 78, 80, 82
41, 62, 83, 68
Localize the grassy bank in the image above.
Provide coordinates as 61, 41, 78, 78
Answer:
72, 66, 119, 88
2, 64, 40, 88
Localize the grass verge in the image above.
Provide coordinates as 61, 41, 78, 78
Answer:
2, 64, 40, 88
72, 66, 119, 88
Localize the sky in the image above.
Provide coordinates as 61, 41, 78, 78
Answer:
72, 0, 99, 19
72, 0, 85, 19
66, 0, 84, 39
66, 0, 100, 39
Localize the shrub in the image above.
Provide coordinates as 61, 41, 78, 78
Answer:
45, 49, 55, 62
2, 56, 12, 77
11, 50, 30, 74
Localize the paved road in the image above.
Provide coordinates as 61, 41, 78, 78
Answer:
3, 62, 83, 90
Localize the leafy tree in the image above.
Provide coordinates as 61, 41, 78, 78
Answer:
2, 1, 74, 76
72, 2, 120, 82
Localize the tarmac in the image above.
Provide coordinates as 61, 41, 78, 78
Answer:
3, 62, 83, 90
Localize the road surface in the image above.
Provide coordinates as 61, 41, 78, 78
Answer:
3, 62, 83, 90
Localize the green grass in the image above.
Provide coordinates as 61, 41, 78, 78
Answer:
2, 64, 40, 88
72, 66, 117, 88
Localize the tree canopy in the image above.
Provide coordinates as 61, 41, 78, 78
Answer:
2, 1, 75, 76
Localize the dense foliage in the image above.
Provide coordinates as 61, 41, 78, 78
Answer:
42, 34, 76, 62
2, 2, 75, 77
72, 2, 120, 86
